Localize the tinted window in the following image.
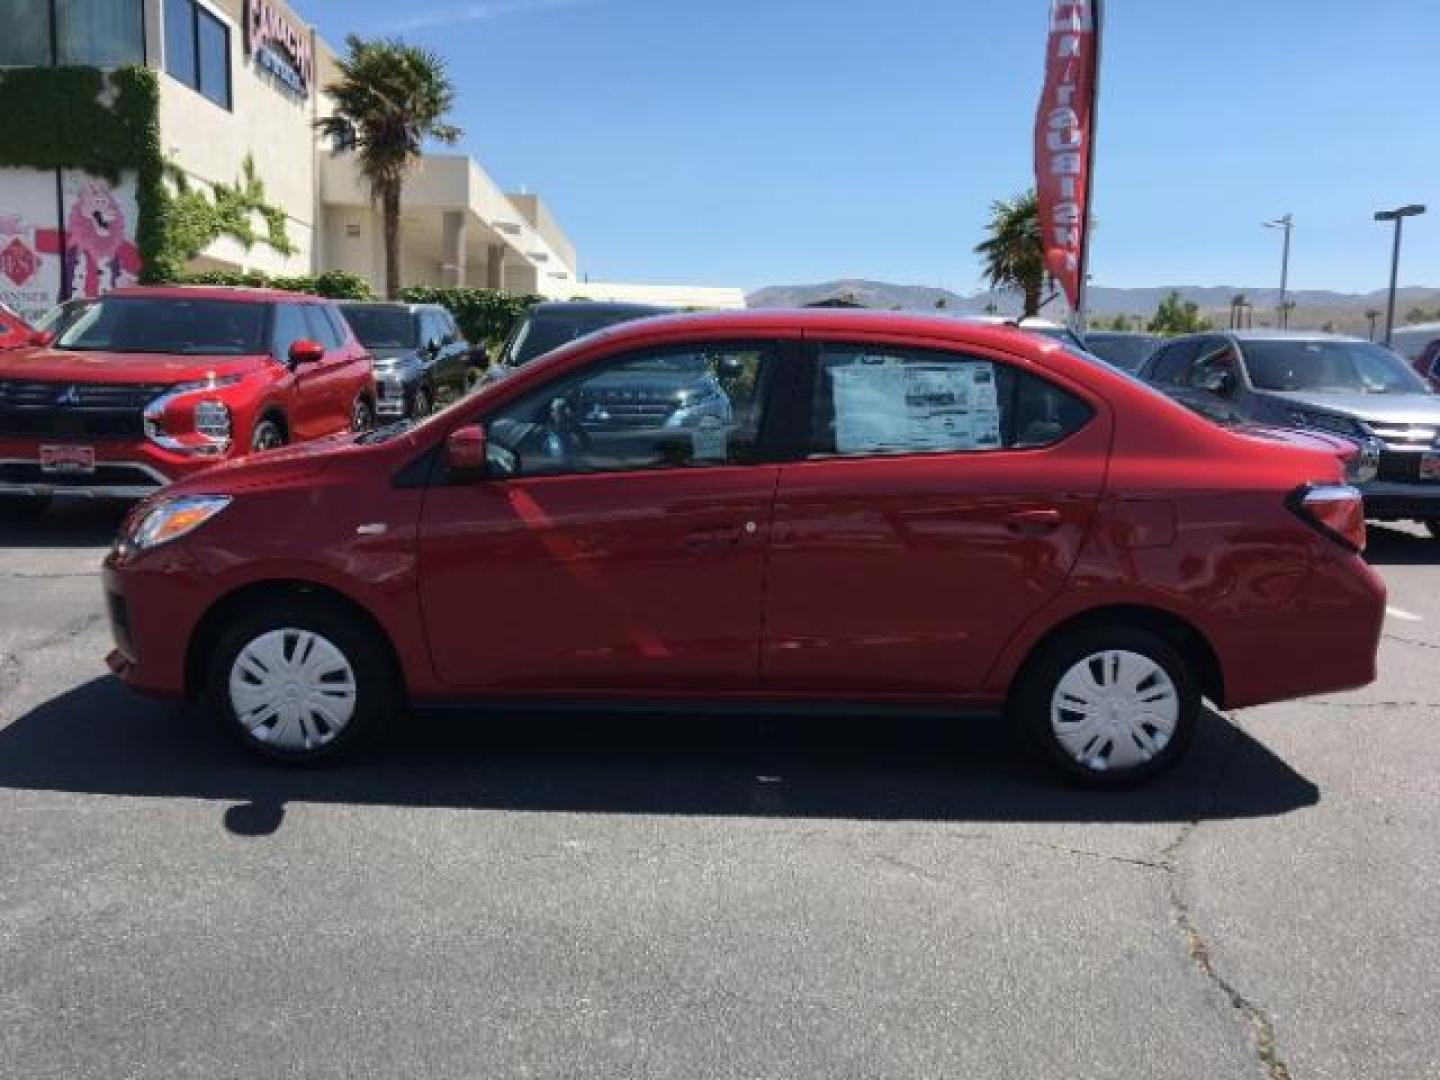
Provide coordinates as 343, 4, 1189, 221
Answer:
1183, 339, 1240, 389
1084, 334, 1159, 372
57, 0, 145, 66
165, 0, 231, 109
808, 345, 1092, 457
0, 0, 51, 65
505, 309, 659, 367
486, 344, 774, 477
303, 304, 340, 349
1147, 340, 1205, 385
270, 305, 310, 361
344, 307, 418, 349
324, 305, 352, 346
56, 297, 266, 356
1242, 340, 1431, 395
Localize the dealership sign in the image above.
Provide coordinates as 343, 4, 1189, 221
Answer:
247, 0, 313, 97
1034, 0, 1099, 311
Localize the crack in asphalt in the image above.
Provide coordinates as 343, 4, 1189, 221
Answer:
1306, 699, 1440, 710
1162, 722, 1293, 1080
1382, 632, 1440, 652
0, 611, 105, 712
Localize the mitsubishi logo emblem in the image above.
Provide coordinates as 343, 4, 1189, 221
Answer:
55, 385, 81, 407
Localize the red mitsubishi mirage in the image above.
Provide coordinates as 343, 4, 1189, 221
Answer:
0, 286, 375, 513
102, 310, 1385, 787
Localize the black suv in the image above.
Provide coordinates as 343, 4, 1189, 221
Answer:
487, 301, 667, 383
1140, 331, 1440, 535
340, 302, 478, 419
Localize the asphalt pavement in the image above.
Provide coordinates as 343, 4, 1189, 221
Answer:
1, 502, 1436, 1079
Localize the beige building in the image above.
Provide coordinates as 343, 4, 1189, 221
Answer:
2, 0, 741, 308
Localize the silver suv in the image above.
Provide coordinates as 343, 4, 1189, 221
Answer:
1141, 331, 1440, 538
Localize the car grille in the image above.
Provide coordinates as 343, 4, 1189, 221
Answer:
0, 381, 170, 439
578, 390, 677, 428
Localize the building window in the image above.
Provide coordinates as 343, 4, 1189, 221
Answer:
0, 0, 144, 67
164, 0, 231, 110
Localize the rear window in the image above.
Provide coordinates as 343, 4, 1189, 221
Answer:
344, 306, 419, 349
57, 297, 267, 356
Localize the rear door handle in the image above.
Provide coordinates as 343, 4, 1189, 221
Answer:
1006, 508, 1064, 534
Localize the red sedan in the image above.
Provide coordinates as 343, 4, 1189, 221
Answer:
102, 310, 1385, 787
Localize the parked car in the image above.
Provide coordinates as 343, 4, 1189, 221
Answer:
0, 286, 376, 515
1082, 331, 1161, 373
1409, 336, 1440, 392
30, 297, 97, 343
104, 310, 1384, 787
486, 300, 667, 382
339, 301, 476, 420
0, 302, 32, 351
1139, 331, 1440, 537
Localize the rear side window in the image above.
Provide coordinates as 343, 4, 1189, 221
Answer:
808, 345, 1092, 458
270, 304, 310, 361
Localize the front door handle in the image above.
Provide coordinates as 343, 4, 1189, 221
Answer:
1006, 508, 1064, 535
685, 520, 759, 553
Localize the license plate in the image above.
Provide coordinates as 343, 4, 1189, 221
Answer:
1421, 454, 1440, 481
39, 445, 96, 474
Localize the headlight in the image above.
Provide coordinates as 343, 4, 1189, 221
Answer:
1287, 409, 1361, 437
120, 495, 231, 554
194, 399, 231, 440
145, 376, 243, 454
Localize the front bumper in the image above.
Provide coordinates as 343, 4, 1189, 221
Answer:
0, 437, 220, 501
374, 374, 419, 418
102, 551, 203, 699
1360, 479, 1440, 521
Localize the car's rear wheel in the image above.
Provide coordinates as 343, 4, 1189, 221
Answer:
352, 395, 376, 432
203, 598, 398, 763
0, 493, 52, 521
1011, 625, 1200, 788
250, 417, 286, 452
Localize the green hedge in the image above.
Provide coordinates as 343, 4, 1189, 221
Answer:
398, 287, 541, 349
173, 269, 374, 299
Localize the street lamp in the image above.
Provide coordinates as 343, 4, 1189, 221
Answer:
1263, 214, 1294, 329
1374, 204, 1426, 347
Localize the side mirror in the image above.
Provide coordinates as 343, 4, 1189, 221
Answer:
289, 339, 325, 368
445, 423, 488, 477
28, 330, 54, 348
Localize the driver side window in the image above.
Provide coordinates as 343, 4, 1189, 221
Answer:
485, 343, 775, 478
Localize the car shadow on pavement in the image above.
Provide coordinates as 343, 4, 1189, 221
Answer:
1365, 523, 1438, 566
0, 676, 1319, 837
0, 502, 127, 549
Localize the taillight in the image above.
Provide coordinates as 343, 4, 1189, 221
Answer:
1289, 484, 1366, 553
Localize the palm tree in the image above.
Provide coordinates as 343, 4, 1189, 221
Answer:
975, 190, 1047, 318
318, 36, 461, 299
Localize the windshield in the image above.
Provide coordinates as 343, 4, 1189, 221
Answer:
344, 307, 419, 350
1243, 339, 1430, 395
504, 310, 656, 367
56, 297, 268, 355
1084, 334, 1158, 372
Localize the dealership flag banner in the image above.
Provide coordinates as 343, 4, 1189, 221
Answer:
1035, 0, 1101, 314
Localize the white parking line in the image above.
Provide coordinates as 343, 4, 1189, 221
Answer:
1387, 606, 1424, 623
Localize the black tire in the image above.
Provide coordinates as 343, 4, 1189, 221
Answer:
202, 597, 399, 764
250, 416, 286, 452
0, 493, 52, 521
352, 396, 376, 432
410, 385, 432, 419
1009, 624, 1200, 789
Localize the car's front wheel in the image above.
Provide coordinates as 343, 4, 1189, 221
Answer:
410, 385, 432, 419
352, 396, 376, 432
250, 417, 286, 452
1010, 624, 1200, 788
203, 598, 398, 763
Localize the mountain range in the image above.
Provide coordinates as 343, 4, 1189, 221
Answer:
746, 279, 1440, 333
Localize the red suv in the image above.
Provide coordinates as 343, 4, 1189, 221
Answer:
102, 310, 1385, 787
0, 286, 375, 513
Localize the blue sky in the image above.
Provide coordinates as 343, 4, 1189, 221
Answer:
297, 0, 1439, 295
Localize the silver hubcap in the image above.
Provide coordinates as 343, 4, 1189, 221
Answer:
228, 628, 357, 751
1050, 650, 1179, 772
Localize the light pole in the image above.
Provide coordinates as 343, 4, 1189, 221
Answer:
1263, 214, 1294, 329
1374, 204, 1426, 347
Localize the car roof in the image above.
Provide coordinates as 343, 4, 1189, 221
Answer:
1085, 330, 1157, 338
338, 301, 430, 313
1223, 329, 1368, 344
528, 300, 670, 317
106, 285, 325, 303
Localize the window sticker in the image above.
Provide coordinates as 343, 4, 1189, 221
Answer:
832, 358, 1000, 454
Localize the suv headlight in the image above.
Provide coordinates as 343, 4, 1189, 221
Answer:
1287, 409, 1362, 437
145, 376, 243, 454
119, 495, 232, 555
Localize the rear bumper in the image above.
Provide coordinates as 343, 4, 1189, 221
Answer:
1360, 479, 1440, 521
